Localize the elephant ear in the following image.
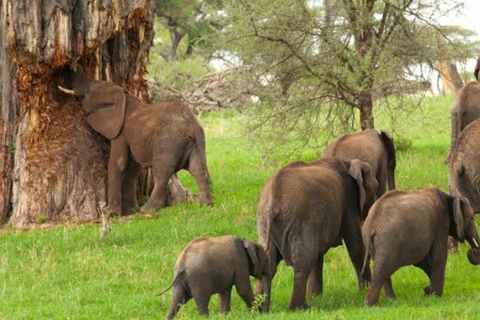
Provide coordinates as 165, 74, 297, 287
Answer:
453, 196, 466, 242
349, 159, 367, 216
243, 239, 260, 278
83, 84, 126, 140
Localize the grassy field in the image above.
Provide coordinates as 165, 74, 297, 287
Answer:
2, 94, 480, 319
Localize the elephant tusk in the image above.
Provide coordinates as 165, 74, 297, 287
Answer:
473, 238, 479, 248
58, 85, 75, 95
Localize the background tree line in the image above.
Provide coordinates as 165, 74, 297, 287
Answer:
151, 0, 478, 155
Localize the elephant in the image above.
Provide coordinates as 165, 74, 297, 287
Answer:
322, 129, 396, 198
448, 81, 480, 162
58, 68, 213, 215
448, 118, 480, 213
159, 236, 271, 319
361, 188, 480, 306
256, 158, 378, 310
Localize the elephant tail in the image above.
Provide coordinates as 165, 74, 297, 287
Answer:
361, 233, 374, 278
380, 130, 396, 190
156, 271, 183, 296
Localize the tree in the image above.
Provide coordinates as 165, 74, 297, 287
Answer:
0, 0, 194, 228
216, 0, 477, 141
155, 0, 222, 61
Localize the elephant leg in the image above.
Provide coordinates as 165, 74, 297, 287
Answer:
289, 268, 310, 310
415, 260, 434, 295
366, 260, 395, 306
428, 252, 447, 297
255, 245, 280, 313
166, 285, 191, 320
140, 159, 176, 213
107, 141, 129, 215
121, 159, 139, 215
383, 277, 395, 299
193, 294, 211, 317
187, 147, 213, 206
219, 287, 232, 313
341, 217, 371, 290
307, 255, 324, 295
235, 276, 255, 309
366, 277, 383, 306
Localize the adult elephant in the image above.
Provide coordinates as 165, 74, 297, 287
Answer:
448, 118, 480, 213
59, 69, 213, 215
448, 81, 480, 161
322, 129, 396, 198
256, 158, 378, 310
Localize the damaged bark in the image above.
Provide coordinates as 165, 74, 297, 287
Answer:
0, 0, 195, 228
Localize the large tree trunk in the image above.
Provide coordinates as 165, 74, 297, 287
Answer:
0, 0, 194, 228
436, 33, 463, 94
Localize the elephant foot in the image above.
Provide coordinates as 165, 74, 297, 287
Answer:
423, 285, 433, 296
140, 203, 161, 214
122, 205, 137, 216
364, 297, 379, 307
307, 287, 323, 296
199, 197, 214, 207
289, 302, 309, 311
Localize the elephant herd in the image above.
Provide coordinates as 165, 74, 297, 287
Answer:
58, 63, 480, 318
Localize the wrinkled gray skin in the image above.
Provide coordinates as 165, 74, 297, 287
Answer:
59, 69, 212, 215
448, 118, 480, 213
362, 188, 480, 306
161, 236, 271, 319
448, 81, 480, 162
256, 158, 378, 310
322, 129, 396, 198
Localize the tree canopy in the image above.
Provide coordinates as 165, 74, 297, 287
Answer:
207, 0, 478, 152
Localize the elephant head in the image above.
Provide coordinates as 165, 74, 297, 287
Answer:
348, 159, 379, 219
451, 195, 480, 265
59, 68, 126, 140
243, 239, 271, 312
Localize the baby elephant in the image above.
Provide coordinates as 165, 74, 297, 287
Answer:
160, 236, 271, 319
362, 188, 480, 306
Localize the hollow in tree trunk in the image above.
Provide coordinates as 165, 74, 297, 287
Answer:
0, 0, 195, 228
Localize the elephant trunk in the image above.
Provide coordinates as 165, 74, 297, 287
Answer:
467, 235, 480, 265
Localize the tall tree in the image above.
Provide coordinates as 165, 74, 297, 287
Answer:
216, 0, 477, 138
155, 0, 222, 60
0, 0, 194, 228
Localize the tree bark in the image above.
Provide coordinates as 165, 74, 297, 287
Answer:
0, 0, 194, 228
436, 32, 463, 94
359, 91, 375, 130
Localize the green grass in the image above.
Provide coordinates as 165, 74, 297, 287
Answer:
2, 94, 480, 319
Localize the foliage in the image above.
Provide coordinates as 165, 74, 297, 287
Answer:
211, 0, 479, 152
2, 94, 480, 319
154, 0, 222, 60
